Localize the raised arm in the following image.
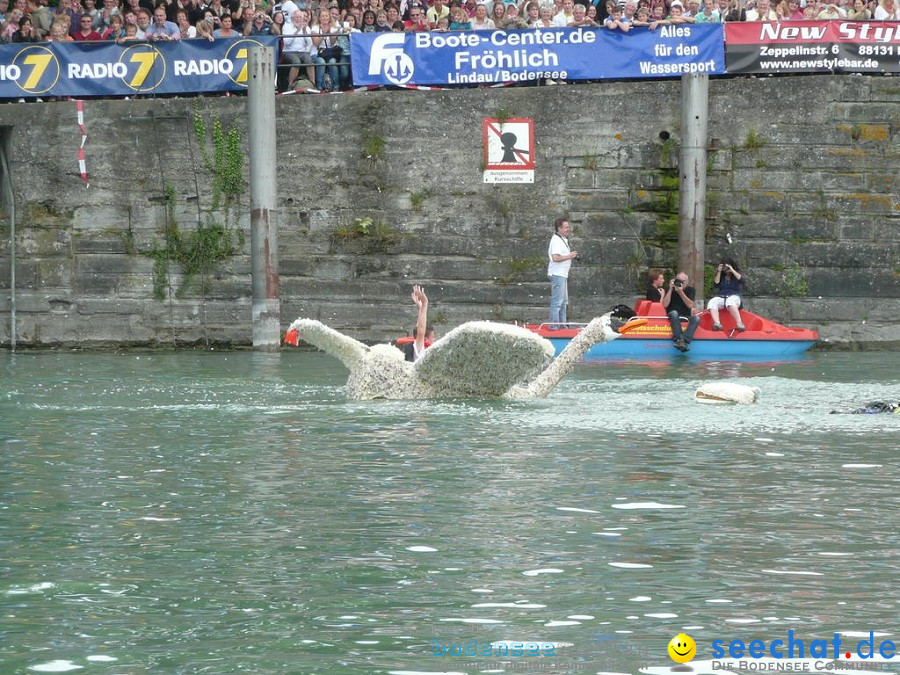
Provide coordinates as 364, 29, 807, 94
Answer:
411, 285, 428, 356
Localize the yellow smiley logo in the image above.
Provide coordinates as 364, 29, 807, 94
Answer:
667, 633, 696, 663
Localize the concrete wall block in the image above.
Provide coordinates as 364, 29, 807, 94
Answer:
732, 215, 837, 241
785, 243, 898, 270
0, 291, 52, 312
747, 191, 788, 214
873, 217, 900, 243
819, 146, 891, 171
2, 259, 35, 288
36, 258, 74, 289
566, 168, 595, 189
832, 192, 897, 214
759, 125, 846, 146
733, 170, 865, 192
72, 205, 132, 233
791, 192, 895, 216
73, 235, 130, 255
277, 256, 333, 278
618, 143, 667, 170
836, 217, 876, 241
19, 227, 71, 256
75, 298, 145, 315
569, 191, 628, 212
75, 254, 142, 276
832, 103, 898, 123
117, 274, 156, 297
865, 172, 895, 194
74, 273, 119, 296
575, 211, 653, 238
806, 268, 897, 297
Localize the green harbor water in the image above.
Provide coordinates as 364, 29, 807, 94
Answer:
1, 351, 899, 675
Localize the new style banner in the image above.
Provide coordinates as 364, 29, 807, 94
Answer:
351, 25, 725, 87
725, 21, 899, 75
0, 37, 279, 98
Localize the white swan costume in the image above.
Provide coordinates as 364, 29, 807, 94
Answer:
284, 313, 645, 400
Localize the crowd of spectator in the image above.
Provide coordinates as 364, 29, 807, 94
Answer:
1, 0, 897, 91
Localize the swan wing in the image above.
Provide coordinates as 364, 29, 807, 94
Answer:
414, 321, 554, 397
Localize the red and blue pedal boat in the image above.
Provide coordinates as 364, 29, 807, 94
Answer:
525, 300, 819, 360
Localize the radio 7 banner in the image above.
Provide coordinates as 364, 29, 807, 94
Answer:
0, 37, 278, 99
725, 21, 898, 75
351, 25, 724, 87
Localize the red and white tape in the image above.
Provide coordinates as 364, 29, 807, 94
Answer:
279, 85, 381, 95
277, 81, 515, 95
75, 99, 89, 188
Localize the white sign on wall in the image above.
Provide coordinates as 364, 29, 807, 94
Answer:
483, 118, 535, 184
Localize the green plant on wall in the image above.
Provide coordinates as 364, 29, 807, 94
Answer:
410, 190, 428, 212
774, 262, 810, 318
362, 134, 386, 160
146, 108, 246, 301
331, 216, 402, 254
744, 129, 765, 150
636, 169, 679, 254
776, 262, 809, 300
625, 249, 648, 292
193, 105, 245, 211
703, 263, 717, 299
149, 183, 239, 299
660, 137, 679, 165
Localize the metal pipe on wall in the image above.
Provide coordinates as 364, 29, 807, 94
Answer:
1, 139, 14, 351
247, 45, 280, 351
678, 73, 709, 305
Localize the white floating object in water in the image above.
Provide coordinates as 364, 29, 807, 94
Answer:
522, 568, 564, 576
695, 382, 760, 404
28, 661, 82, 672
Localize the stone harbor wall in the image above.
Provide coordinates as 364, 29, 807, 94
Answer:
0, 74, 897, 349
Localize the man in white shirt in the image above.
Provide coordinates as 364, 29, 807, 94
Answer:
282, 9, 316, 89
747, 0, 778, 19
553, 0, 575, 25
547, 218, 578, 329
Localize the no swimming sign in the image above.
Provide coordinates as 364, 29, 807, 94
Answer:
483, 118, 535, 184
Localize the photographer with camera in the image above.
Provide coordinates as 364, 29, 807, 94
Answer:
707, 257, 746, 332
662, 271, 700, 352
547, 217, 577, 330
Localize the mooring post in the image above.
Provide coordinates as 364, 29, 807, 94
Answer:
679, 73, 709, 306
248, 45, 280, 351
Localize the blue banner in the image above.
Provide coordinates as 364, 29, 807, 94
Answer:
0, 37, 278, 98
351, 25, 724, 87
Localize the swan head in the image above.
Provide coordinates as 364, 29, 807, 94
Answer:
580, 313, 648, 344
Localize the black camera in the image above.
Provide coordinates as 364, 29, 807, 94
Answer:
575, 255, 582, 262
674, 279, 683, 287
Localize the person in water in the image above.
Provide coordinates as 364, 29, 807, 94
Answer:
831, 401, 899, 414
407, 284, 434, 362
